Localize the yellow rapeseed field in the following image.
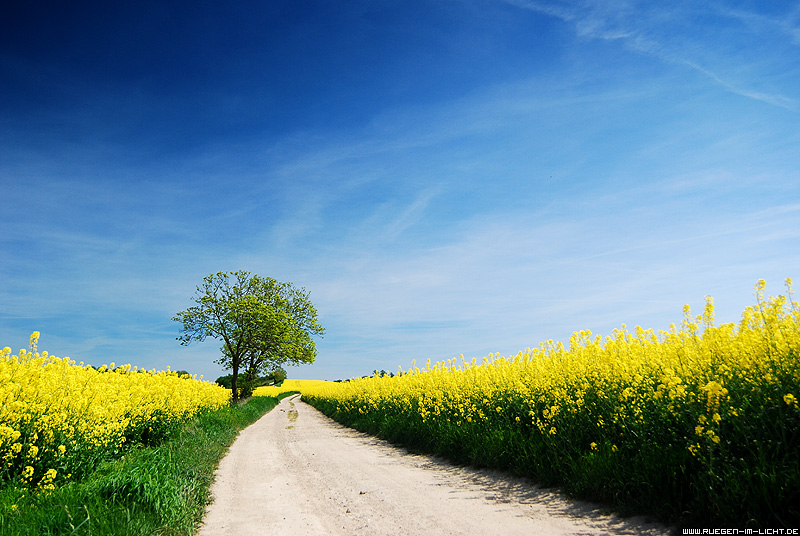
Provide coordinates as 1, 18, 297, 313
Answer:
299, 279, 800, 526
252, 379, 330, 398
0, 333, 229, 491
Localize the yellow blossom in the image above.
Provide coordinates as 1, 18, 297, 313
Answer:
1, 332, 229, 489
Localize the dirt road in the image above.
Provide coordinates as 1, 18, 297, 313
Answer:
198, 394, 673, 535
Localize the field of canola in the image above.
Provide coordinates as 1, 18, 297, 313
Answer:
298, 280, 799, 527
252, 379, 330, 398
0, 333, 230, 493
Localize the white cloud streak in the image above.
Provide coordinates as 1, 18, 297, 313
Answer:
3, 1, 799, 381
502, 0, 799, 111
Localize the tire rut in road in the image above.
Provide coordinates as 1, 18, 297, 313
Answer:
198, 394, 673, 536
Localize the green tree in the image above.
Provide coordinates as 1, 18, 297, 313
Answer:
173, 271, 324, 403
214, 367, 286, 395
267, 367, 287, 385
214, 374, 234, 389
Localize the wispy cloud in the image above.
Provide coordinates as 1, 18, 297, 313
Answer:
3, 0, 798, 381
503, 0, 799, 111
715, 3, 800, 46
286, 190, 800, 379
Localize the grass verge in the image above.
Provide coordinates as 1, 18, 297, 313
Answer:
0, 392, 296, 535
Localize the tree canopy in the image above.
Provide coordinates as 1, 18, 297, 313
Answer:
173, 271, 324, 403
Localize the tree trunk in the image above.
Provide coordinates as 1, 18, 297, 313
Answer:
231, 359, 240, 405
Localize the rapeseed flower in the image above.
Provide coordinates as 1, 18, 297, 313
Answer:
1, 333, 229, 489
294, 279, 798, 527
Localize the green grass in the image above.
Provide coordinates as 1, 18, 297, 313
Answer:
0, 392, 295, 535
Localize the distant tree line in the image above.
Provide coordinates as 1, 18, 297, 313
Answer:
329, 370, 398, 383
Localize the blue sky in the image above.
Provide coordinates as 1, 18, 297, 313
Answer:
2, 0, 799, 382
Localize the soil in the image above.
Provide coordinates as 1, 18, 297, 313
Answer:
197, 394, 674, 535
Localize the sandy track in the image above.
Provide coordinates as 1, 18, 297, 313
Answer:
198, 394, 673, 535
